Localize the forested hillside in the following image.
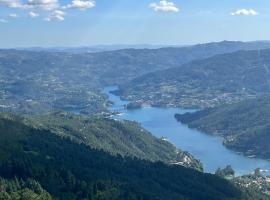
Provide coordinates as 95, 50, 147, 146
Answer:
0, 113, 268, 200
0, 178, 52, 200
117, 48, 270, 108
17, 111, 201, 170
175, 95, 270, 159
1, 41, 270, 199
1, 41, 270, 114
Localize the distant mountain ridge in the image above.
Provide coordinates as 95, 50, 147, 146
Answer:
2, 40, 270, 114
14, 44, 187, 53
11, 40, 270, 53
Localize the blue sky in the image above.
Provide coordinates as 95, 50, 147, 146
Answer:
0, 0, 269, 47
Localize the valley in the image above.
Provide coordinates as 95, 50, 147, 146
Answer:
1, 41, 270, 199
1, 41, 270, 115
2, 0, 270, 198
104, 86, 270, 175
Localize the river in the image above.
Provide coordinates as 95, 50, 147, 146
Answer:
104, 86, 270, 175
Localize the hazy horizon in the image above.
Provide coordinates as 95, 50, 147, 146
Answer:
2, 40, 270, 49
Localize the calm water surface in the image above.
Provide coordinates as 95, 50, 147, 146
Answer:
104, 86, 270, 175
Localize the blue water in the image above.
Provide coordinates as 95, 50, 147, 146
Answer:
104, 86, 270, 175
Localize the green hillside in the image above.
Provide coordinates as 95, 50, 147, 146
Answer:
0, 113, 267, 200
175, 95, 270, 159
0, 178, 52, 200
2, 41, 270, 115
20, 111, 201, 170
117, 48, 270, 109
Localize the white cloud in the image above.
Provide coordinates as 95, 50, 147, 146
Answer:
27, 0, 59, 11
150, 0, 179, 12
231, 9, 258, 16
28, 11, 39, 18
9, 13, 19, 18
0, 0, 59, 10
0, 0, 96, 22
64, 0, 95, 10
0, 19, 8, 23
44, 9, 65, 21
0, 0, 22, 8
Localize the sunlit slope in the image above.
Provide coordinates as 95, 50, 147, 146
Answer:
0, 112, 267, 200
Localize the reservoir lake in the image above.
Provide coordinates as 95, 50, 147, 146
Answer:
104, 86, 270, 175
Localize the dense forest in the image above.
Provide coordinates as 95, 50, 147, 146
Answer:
0, 112, 268, 200
175, 95, 270, 159
116, 48, 270, 109
21, 111, 201, 170
0, 178, 52, 200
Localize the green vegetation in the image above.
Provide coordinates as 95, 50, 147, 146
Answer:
117, 48, 270, 109
233, 170, 270, 196
215, 166, 235, 178
0, 112, 268, 200
0, 178, 52, 200
2, 41, 270, 115
214, 166, 270, 198
175, 95, 270, 159
24, 111, 202, 170
2, 41, 270, 199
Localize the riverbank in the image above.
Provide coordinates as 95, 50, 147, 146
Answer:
104, 86, 270, 175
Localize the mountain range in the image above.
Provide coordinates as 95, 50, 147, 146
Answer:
116, 47, 270, 108
2, 41, 270, 114
2, 40, 270, 199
